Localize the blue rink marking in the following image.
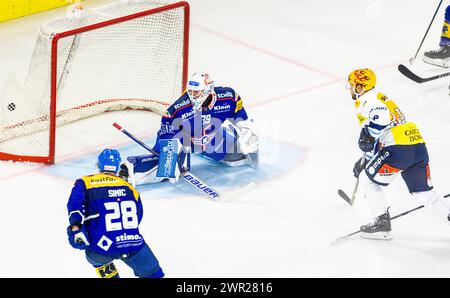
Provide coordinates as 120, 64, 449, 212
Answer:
42, 137, 305, 199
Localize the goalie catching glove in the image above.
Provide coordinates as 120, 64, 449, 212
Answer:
235, 119, 258, 155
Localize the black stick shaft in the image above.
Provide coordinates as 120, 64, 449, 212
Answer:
412, 0, 443, 62
333, 205, 425, 243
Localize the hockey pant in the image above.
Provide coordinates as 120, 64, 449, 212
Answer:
360, 144, 450, 222
85, 243, 164, 278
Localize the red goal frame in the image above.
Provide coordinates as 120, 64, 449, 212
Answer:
0, 1, 190, 164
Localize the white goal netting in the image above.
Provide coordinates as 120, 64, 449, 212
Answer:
0, 0, 188, 162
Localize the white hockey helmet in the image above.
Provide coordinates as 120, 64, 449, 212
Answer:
187, 71, 214, 110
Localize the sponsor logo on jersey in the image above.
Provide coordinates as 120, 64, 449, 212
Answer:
97, 235, 113, 251
181, 110, 196, 119
404, 127, 423, 142
174, 99, 191, 110
183, 174, 220, 199
116, 233, 144, 248
216, 91, 233, 99
213, 104, 231, 113
160, 122, 174, 134
369, 106, 388, 113
90, 176, 118, 184
235, 99, 243, 113
368, 151, 390, 175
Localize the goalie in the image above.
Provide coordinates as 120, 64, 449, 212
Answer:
120, 71, 258, 185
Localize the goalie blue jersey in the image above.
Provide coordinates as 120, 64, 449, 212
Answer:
67, 173, 145, 256
154, 86, 248, 154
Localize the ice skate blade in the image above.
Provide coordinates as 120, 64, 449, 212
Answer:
422, 56, 450, 68
360, 232, 393, 241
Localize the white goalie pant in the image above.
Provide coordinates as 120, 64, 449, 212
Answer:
359, 171, 450, 223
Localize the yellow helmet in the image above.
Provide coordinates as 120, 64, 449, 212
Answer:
348, 68, 376, 94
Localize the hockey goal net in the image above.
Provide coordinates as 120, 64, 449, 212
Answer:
0, 0, 189, 164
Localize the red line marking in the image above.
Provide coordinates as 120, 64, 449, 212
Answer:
0, 61, 403, 181
193, 23, 340, 80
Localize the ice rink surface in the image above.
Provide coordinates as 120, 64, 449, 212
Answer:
1, 0, 450, 277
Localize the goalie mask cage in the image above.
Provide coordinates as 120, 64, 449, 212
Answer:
0, 0, 190, 164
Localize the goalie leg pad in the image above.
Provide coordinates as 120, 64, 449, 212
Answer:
156, 139, 189, 182
127, 154, 159, 173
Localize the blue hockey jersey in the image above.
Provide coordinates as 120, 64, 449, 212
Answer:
67, 173, 145, 256
154, 86, 249, 155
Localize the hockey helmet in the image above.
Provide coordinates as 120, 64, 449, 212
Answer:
187, 71, 214, 110
97, 149, 122, 173
348, 68, 376, 98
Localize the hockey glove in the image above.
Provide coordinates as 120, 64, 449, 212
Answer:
235, 119, 258, 155
118, 163, 129, 180
353, 157, 368, 178
67, 224, 90, 250
358, 126, 375, 152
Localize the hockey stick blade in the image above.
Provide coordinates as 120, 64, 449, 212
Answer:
219, 181, 257, 202
444, 193, 450, 198
338, 189, 353, 205
398, 64, 450, 83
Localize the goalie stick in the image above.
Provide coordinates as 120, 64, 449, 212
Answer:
398, 64, 450, 83
331, 205, 425, 245
112, 123, 255, 202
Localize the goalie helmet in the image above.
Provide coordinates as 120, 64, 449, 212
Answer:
347, 68, 376, 99
97, 149, 122, 173
187, 71, 214, 110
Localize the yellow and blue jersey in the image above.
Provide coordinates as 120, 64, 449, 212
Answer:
354, 92, 405, 127
379, 121, 425, 148
67, 173, 145, 256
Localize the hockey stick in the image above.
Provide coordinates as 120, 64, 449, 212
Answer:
398, 64, 450, 83
444, 193, 450, 198
409, 0, 443, 65
331, 205, 425, 245
113, 123, 255, 202
337, 156, 365, 205
113, 122, 222, 201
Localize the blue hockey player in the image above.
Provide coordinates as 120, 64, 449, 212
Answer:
66, 149, 164, 278
121, 71, 258, 185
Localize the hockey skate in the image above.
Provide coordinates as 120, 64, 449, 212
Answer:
423, 46, 450, 68
360, 209, 392, 240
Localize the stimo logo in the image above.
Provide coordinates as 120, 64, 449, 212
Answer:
183, 174, 220, 199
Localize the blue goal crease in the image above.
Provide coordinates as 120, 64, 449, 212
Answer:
41, 136, 305, 199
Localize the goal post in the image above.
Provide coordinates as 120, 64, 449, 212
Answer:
0, 0, 190, 164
